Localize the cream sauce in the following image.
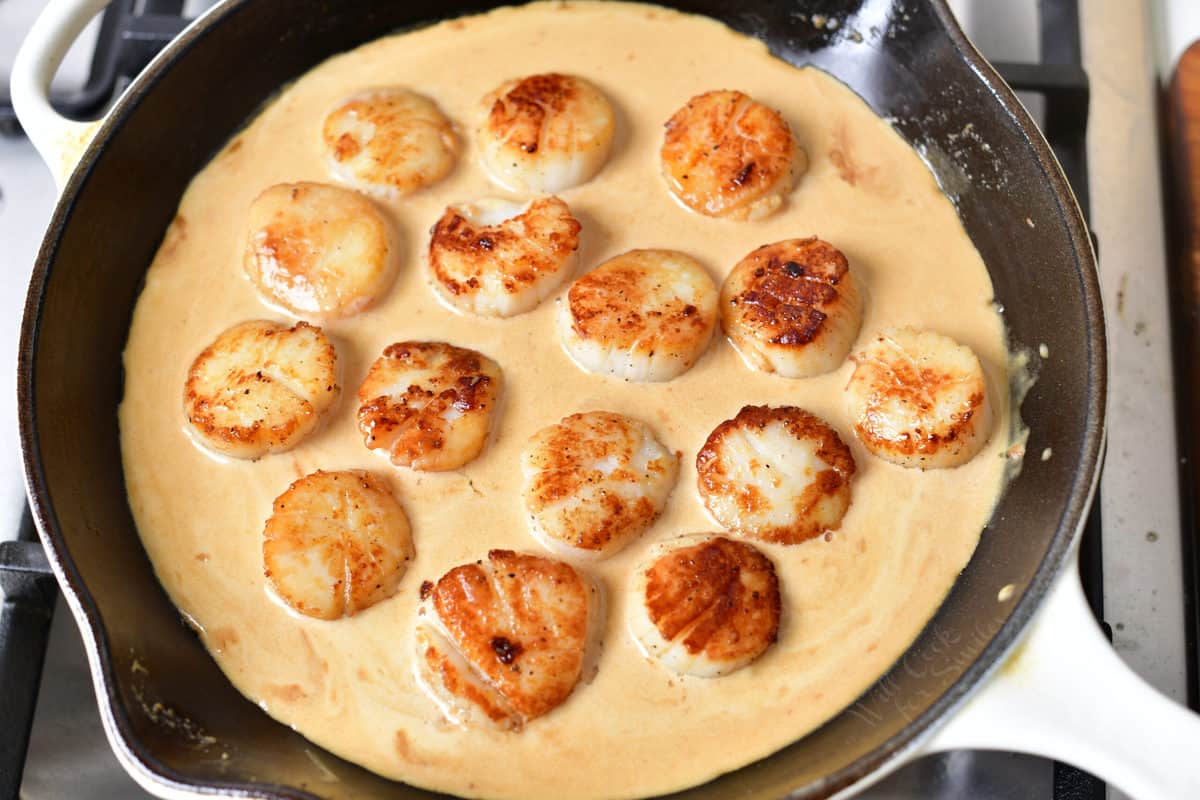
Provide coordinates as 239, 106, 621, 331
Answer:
119, 4, 1011, 798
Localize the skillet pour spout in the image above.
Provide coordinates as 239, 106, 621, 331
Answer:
14, 0, 1105, 798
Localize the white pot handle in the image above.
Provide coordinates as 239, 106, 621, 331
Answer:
921, 554, 1200, 799
10, 0, 115, 190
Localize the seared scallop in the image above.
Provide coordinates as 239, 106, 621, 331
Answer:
477, 73, 616, 193
414, 549, 595, 729
244, 182, 395, 317
661, 90, 803, 220
630, 535, 781, 677
697, 405, 856, 544
263, 470, 413, 620
722, 237, 863, 378
557, 249, 718, 382
522, 411, 678, 559
184, 320, 339, 460
322, 88, 458, 199
429, 196, 581, 317
357, 342, 502, 471
844, 328, 993, 469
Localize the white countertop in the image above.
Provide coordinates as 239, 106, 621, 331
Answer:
1082, 0, 1187, 707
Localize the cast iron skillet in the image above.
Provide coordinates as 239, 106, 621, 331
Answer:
16, 0, 1104, 797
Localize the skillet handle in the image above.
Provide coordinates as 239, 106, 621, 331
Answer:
920, 556, 1200, 799
10, 0, 114, 190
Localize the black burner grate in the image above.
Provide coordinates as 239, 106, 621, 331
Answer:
0, 1, 1102, 798
0, 0, 190, 137
0, 512, 55, 797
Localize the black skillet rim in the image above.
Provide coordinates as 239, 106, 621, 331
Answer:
16, 1, 1107, 798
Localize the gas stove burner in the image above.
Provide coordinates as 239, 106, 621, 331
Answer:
0, 510, 54, 798
0, 0, 190, 137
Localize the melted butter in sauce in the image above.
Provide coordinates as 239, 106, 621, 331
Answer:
119, 3, 1010, 798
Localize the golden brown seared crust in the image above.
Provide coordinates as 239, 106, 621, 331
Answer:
644, 537, 780, 663
420, 638, 514, 724
244, 182, 394, 317
522, 411, 677, 554
183, 320, 339, 459
567, 250, 713, 352
262, 470, 413, 620
429, 550, 590, 723
477, 73, 615, 194
724, 238, 850, 347
187, 389, 306, 454
321, 89, 457, 196
527, 413, 650, 506
848, 332, 987, 460
661, 90, 796, 218
696, 405, 856, 544
854, 378, 982, 458
429, 197, 581, 299
357, 341, 501, 471
486, 73, 581, 153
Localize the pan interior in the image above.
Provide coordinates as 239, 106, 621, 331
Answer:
20, 1, 1103, 798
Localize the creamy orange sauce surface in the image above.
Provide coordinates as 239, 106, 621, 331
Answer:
119, 4, 1011, 798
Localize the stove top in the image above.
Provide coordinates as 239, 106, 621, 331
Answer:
0, 1, 1187, 799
